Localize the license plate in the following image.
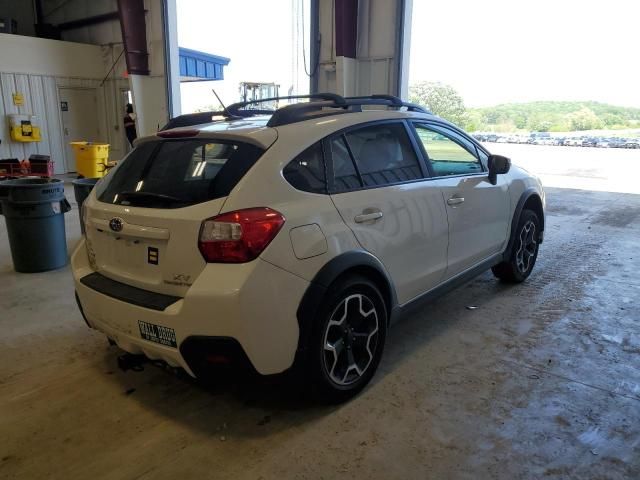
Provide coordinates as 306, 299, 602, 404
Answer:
138, 320, 177, 348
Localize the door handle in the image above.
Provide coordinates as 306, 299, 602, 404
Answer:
354, 210, 383, 223
447, 196, 465, 206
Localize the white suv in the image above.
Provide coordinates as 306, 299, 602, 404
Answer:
72, 94, 545, 402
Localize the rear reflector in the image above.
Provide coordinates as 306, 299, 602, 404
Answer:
198, 207, 285, 263
157, 129, 199, 138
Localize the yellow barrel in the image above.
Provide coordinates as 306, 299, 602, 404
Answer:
70, 142, 110, 178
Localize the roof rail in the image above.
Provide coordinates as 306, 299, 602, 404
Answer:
225, 93, 345, 116
345, 95, 430, 113
160, 93, 431, 131
267, 95, 431, 127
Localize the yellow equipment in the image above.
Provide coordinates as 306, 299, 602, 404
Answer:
9, 114, 41, 142
70, 142, 110, 178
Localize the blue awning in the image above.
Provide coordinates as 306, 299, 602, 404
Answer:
179, 47, 230, 82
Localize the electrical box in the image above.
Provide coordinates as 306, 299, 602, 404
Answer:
9, 114, 41, 142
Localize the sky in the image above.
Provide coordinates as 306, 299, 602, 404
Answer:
409, 0, 640, 108
176, 0, 640, 112
177, 0, 310, 113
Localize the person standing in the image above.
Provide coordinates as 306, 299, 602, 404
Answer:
124, 103, 137, 148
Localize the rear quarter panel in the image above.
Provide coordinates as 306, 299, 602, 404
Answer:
219, 130, 361, 282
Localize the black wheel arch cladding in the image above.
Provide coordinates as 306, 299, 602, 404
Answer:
505, 188, 544, 259
295, 250, 397, 359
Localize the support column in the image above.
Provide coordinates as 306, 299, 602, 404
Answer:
118, 0, 170, 136
163, 0, 181, 117
315, 0, 412, 98
334, 0, 358, 97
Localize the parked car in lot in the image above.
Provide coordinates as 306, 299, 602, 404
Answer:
624, 139, 640, 149
472, 133, 487, 142
72, 94, 545, 402
532, 137, 554, 146
564, 137, 583, 147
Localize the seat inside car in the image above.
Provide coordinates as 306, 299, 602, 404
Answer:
357, 132, 421, 186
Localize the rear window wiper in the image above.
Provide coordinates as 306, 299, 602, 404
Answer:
117, 191, 189, 206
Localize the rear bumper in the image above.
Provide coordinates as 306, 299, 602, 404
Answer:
71, 239, 309, 376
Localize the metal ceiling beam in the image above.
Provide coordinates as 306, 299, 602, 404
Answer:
57, 11, 119, 31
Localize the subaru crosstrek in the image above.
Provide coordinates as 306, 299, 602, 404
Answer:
72, 94, 545, 402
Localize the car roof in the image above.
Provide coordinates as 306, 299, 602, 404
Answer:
140, 108, 447, 150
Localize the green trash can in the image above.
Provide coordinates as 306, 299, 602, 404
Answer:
0, 178, 71, 273
72, 178, 99, 235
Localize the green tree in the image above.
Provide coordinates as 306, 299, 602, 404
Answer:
566, 107, 603, 131
461, 110, 485, 132
409, 82, 466, 126
602, 113, 623, 127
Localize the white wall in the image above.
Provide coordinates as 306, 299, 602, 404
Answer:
0, 34, 126, 173
0, 33, 104, 78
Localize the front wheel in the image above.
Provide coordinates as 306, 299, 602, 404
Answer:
308, 275, 388, 403
492, 209, 541, 283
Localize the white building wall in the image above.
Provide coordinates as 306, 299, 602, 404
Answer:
0, 33, 125, 173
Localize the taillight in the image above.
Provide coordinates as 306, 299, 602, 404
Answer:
198, 208, 285, 263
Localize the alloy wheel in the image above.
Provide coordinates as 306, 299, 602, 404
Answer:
515, 220, 537, 274
322, 293, 380, 386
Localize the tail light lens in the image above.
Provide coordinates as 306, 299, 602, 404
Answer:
198, 207, 285, 263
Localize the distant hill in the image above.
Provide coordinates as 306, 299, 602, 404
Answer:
465, 101, 640, 133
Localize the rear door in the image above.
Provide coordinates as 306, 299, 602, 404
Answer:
84, 138, 266, 297
328, 121, 449, 305
59, 87, 100, 172
411, 122, 510, 278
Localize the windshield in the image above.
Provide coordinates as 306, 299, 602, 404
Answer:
96, 139, 264, 208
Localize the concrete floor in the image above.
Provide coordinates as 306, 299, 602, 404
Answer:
1, 159, 640, 478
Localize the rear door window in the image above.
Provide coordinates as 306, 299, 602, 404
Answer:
97, 140, 264, 208
344, 123, 423, 187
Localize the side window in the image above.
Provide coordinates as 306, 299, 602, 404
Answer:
414, 124, 483, 177
283, 142, 326, 194
330, 136, 361, 193
344, 123, 422, 187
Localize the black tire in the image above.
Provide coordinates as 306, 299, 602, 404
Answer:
492, 209, 541, 283
307, 275, 388, 403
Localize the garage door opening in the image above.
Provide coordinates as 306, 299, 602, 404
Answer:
176, 0, 311, 114
408, 0, 640, 194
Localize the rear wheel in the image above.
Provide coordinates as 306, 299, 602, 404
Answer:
492, 209, 541, 283
308, 275, 387, 403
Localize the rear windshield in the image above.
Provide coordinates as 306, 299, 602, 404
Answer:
96, 139, 264, 208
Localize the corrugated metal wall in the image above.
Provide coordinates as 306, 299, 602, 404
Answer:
0, 72, 127, 174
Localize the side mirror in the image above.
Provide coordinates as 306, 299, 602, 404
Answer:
488, 154, 511, 185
